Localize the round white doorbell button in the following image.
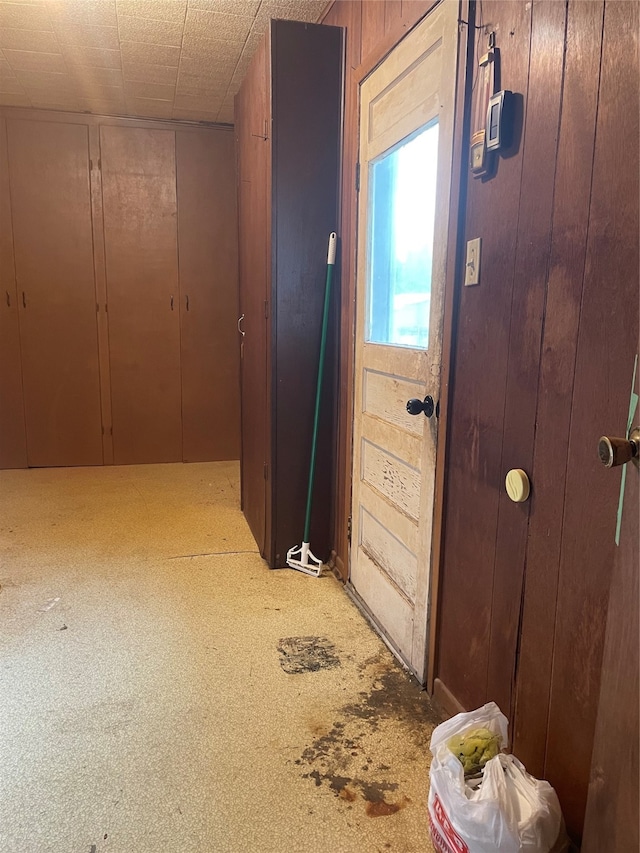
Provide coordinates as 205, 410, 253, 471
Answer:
505, 468, 530, 503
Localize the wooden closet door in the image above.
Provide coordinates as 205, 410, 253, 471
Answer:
236, 33, 271, 557
7, 119, 103, 468
100, 126, 182, 465
0, 116, 27, 469
176, 129, 240, 463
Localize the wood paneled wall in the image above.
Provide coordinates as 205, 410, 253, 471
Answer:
322, 0, 638, 844
0, 108, 240, 469
436, 1, 638, 842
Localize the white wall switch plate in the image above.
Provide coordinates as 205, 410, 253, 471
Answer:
464, 237, 482, 286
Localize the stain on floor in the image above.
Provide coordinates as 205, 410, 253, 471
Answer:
277, 636, 341, 674
295, 650, 440, 818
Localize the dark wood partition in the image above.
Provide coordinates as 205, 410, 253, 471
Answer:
7, 119, 103, 468
235, 20, 343, 568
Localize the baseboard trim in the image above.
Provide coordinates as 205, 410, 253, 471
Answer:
432, 677, 466, 720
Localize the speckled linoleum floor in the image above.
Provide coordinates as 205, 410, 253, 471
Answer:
0, 462, 438, 853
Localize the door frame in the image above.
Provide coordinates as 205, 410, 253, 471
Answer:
341, 0, 474, 692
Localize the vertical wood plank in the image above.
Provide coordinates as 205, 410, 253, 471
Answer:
486, 0, 568, 718
236, 32, 270, 556
427, 0, 473, 690
582, 415, 638, 852
0, 116, 27, 469
513, 0, 605, 778
335, 0, 361, 578
7, 118, 103, 468
360, 0, 387, 63
385, 0, 403, 34
435, 0, 533, 711
176, 128, 240, 463
270, 20, 342, 567
401, 0, 437, 29
101, 125, 182, 465
89, 124, 113, 466
544, 0, 639, 839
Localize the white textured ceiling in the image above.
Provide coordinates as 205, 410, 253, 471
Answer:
0, 0, 328, 123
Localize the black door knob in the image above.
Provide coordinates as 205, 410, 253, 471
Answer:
406, 396, 434, 418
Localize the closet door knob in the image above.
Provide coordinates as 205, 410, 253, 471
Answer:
598, 431, 640, 468
238, 314, 245, 336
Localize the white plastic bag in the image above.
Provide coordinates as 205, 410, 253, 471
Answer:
428, 703, 568, 853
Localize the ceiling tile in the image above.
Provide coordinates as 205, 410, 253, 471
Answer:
0, 57, 16, 77
116, 0, 187, 23
54, 25, 121, 50
3, 49, 67, 73
175, 71, 227, 96
61, 45, 122, 69
0, 0, 324, 122
78, 96, 126, 113
15, 69, 80, 94
47, 1, 118, 28
122, 61, 178, 84
125, 95, 174, 117
174, 90, 222, 111
0, 3, 54, 31
77, 84, 126, 103
261, 0, 326, 19
216, 101, 233, 123
125, 79, 175, 99
0, 75, 25, 94
184, 8, 252, 42
68, 65, 124, 88
178, 53, 235, 80
0, 28, 60, 52
172, 106, 218, 122
181, 32, 241, 62
0, 91, 32, 106
120, 40, 181, 66
117, 15, 184, 46
31, 98, 81, 110
187, 0, 260, 15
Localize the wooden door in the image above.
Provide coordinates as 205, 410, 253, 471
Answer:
349, 3, 459, 682
176, 129, 240, 463
0, 116, 27, 469
7, 119, 103, 468
236, 35, 270, 556
100, 125, 182, 465
582, 379, 639, 851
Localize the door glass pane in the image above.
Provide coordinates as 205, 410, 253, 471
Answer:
366, 121, 439, 348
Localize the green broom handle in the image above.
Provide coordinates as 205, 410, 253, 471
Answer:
303, 232, 337, 543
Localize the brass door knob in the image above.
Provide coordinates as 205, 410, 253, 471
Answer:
598, 431, 640, 468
